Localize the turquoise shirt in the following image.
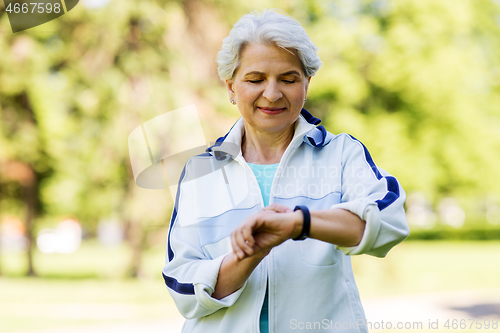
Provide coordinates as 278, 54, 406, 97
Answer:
248, 162, 279, 207
247, 163, 279, 333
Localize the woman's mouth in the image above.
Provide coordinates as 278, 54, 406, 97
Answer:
258, 107, 286, 115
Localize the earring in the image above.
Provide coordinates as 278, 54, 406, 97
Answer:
304, 98, 307, 102
230, 100, 235, 104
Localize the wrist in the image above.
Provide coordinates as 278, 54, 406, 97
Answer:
229, 247, 267, 265
291, 210, 304, 240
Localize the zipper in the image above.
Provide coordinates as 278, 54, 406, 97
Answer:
235, 155, 267, 333
266, 135, 305, 333
232, 119, 315, 333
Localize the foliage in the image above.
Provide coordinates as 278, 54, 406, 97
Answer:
1, 0, 500, 275
298, 0, 500, 203
407, 225, 500, 241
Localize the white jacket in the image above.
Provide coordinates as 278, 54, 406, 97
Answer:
162, 109, 409, 333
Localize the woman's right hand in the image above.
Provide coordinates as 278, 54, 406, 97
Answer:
230, 204, 303, 260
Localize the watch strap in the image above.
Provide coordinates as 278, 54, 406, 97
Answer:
293, 205, 310, 241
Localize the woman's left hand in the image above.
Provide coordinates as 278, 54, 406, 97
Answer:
231, 203, 302, 260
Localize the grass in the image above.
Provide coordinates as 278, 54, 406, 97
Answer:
0, 240, 166, 280
0, 278, 181, 332
0, 241, 173, 332
351, 240, 500, 298
0, 240, 499, 332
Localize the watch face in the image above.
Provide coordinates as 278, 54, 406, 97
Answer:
6, 0, 79, 33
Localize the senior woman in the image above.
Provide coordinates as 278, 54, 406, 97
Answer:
162, 9, 409, 333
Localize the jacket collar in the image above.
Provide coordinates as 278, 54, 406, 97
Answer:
206, 109, 331, 161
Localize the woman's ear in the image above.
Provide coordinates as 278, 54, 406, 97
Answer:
225, 79, 235, 101
305, 76, 311, 95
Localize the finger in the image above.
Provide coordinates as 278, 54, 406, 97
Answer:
231, 230, 245, 260
235, 227, 254, 256
264, 203, 292, 213
261, 204, 278, 212
241, 224, 255, 247
260, 206, 277, 213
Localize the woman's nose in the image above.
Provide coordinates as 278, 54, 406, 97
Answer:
262, 81, 282, 102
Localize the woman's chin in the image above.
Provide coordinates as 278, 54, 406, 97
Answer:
254, 119, 292, 133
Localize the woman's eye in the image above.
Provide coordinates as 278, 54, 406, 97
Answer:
249, 80, 263, 83
283, 80, 295, 84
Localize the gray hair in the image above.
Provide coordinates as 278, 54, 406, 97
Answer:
216, 9, 322, 80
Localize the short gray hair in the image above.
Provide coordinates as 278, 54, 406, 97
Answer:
216, 9, 322, 80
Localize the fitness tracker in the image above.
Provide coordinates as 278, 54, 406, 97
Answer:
293, 205, 310, 241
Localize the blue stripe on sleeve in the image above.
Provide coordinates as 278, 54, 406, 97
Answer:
349, 135, 383, 180
376, 176, 400, 210
162, 272, 195, 295
164, 155, 207, 295
348, 135, 400, 211
167, 164, 187, 262
163, 164, 196, 295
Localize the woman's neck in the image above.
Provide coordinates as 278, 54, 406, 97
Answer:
241, 123, 295, 164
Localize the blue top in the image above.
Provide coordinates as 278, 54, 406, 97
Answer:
247, 162, 279, 333
248, 162, 279, 207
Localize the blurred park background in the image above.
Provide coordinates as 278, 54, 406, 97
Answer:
1, 0, 500, 332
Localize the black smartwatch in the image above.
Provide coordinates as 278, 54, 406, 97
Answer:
293, 205, 310, 241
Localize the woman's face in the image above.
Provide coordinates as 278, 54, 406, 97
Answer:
226, 43, 311, 135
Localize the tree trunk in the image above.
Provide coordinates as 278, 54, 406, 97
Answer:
126, 218, 144, 278
1, 160, 38, 277
18, 92, 38, 277
0, 232, 2, 276
24, 175, 37, 277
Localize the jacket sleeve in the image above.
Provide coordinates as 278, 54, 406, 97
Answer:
331, 134, 410, 258
161, 159, 246, 319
